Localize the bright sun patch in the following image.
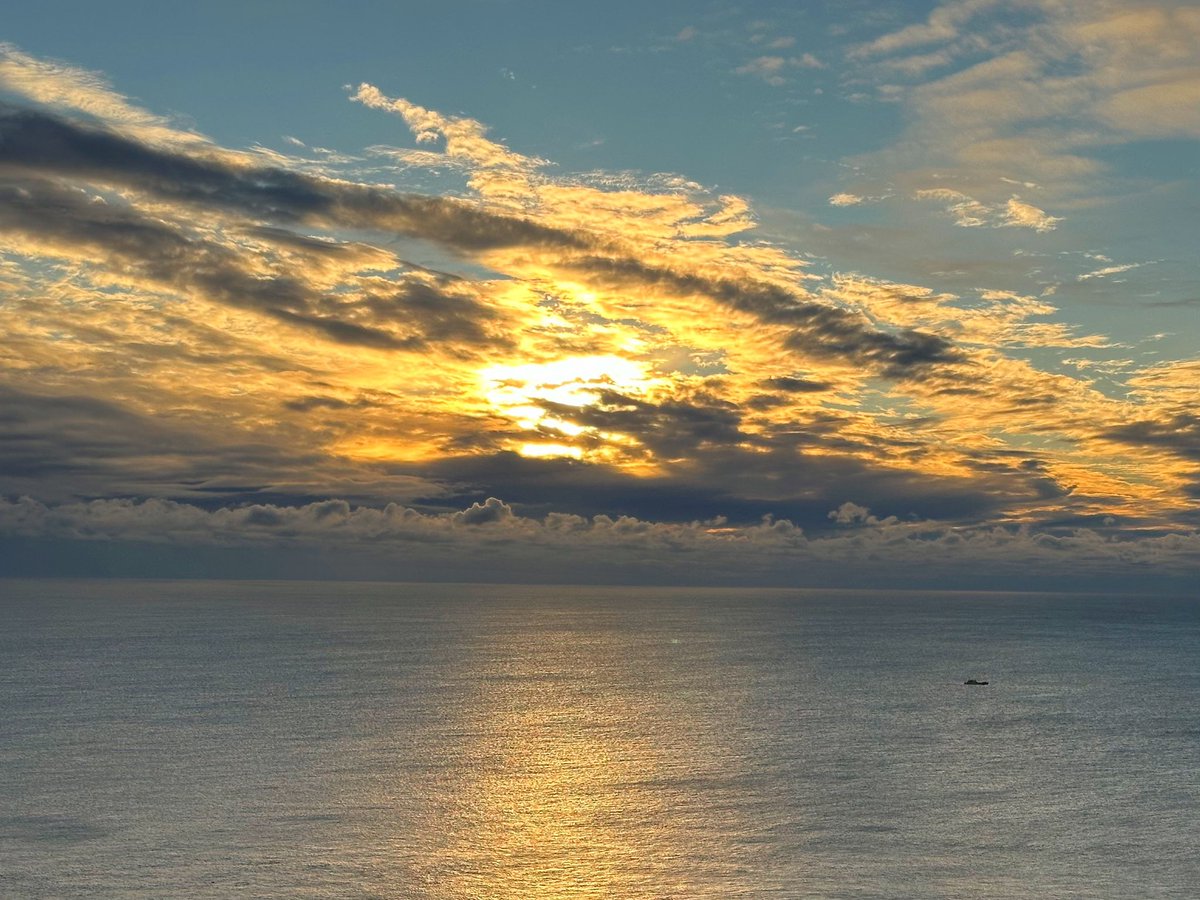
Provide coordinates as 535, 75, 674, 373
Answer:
480, 355, 658, 460
518, 442, 584, 459
482, 355, 651, 408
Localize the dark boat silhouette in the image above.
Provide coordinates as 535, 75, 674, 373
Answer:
964, 678, 989, 685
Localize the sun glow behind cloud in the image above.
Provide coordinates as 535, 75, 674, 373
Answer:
482, 356, 659, 460
482, 356, 654, 412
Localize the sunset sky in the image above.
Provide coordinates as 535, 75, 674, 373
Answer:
1, 1, 1197, 588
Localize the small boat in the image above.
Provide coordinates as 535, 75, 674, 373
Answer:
964, 678, 989, 685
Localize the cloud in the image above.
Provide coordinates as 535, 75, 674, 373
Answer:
350, 83, 548, 202
735, 56, 789, 86
914, 189, 1060, 231
734, 54, 824, 85
0, 175, 510, 352
2, 494, 1196, 588
453, 496, 515, 525
0, 384, 444, 507
1078, 262, 1141, 281
850, 0, 1007, 59
1068, 6, 1200, 138
1098, 74, 1200, 138
0, 101, 974, 391
829, 193, 864, 207
1100, 414, 1200, 462
829, 501, 871, 524
1001, 197, 1061, 232
558, 254, 968, 381
0, 102, 582, 253
0, 43, 209, 148
761, 376, 830, 394
846, 0, 1200, 214
0, 385, 299, 502
821, 276, 1112, 349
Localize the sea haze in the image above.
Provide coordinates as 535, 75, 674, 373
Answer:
2, 580, 1197, 898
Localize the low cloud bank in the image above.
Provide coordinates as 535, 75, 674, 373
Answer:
2, 495, 1195, 589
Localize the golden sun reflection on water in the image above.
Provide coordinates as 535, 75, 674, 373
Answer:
395, 605, 761, 899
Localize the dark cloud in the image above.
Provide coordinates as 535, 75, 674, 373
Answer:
0, 102, 584, 252
408, 438, 1012, 530
745, 394, 789, 411
243, 506, 286, 527
5, 493, 1195, 590
961, 455, 1075, 502
241, 226, 375, 258
543, 389, 747, 458
0, 386, 441, 508
358, 281, 504, 349
1101, 415, 1200, 461
0, 379, 1021, 534
0, 102, 973, 382
411, 450, 788, 523
0, 176, 507, 351
453, 496, 514, 525
268, 307, 409, 349
563, 254, 967, 380
760, 376, 831, 393
282, 396, 361, 413
747, 375, 833, 410
0, 385, 310, 501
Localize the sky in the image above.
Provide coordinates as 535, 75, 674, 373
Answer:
1, 0, 1198, 589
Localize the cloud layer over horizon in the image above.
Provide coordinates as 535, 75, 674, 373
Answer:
1, 8, 1197, 588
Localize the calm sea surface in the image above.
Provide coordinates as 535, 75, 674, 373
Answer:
1, 580, 1197, 898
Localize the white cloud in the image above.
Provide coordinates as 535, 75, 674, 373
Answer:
829, 193, 864, 207
846, 1, 1200, 204
1078, 262, 1142, 281
0, 43, 210, 148
735, 56, 788, 86
915, 189, 1061, 232
829, 501, 871, 524
850, 0, 1007, 59
735, 53, 825, 85
351, 83, 545, 172
1001, 198, 1061, 233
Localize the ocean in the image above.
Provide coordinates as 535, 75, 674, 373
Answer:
1, 580, 1197, 898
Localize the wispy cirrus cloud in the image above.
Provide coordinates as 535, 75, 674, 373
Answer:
842, 1, 1200, 213
734, 53, 824, 85
0, 43, 209, 148
1078, 262, 1142, 281
914, 188, 1061, 232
